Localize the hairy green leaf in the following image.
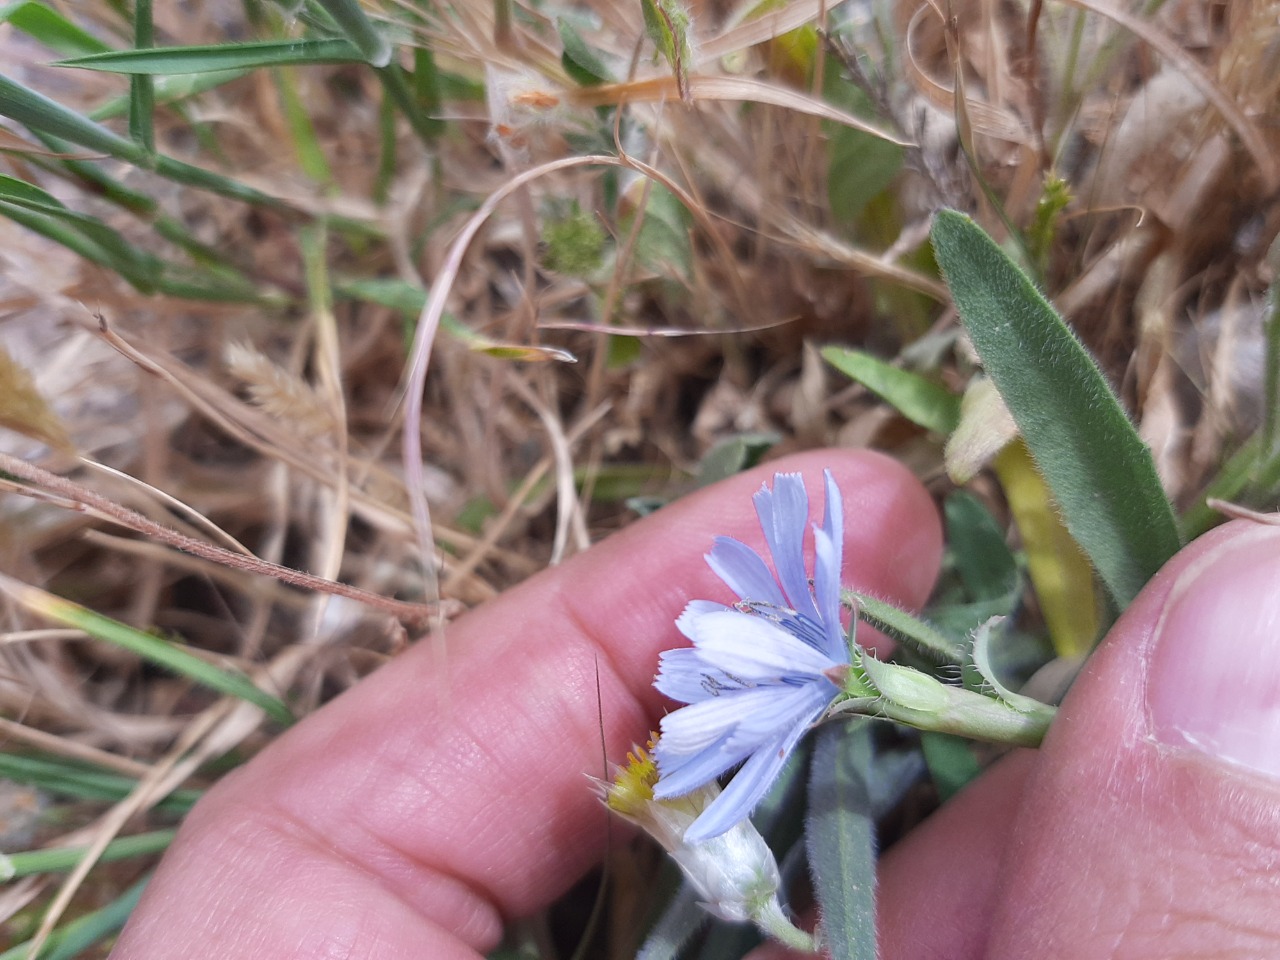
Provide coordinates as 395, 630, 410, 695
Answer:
931, 210, 1180, 607
822, 345, 960, 434
808, 722, 877, 960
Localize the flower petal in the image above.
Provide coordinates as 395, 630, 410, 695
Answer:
686, 609, 837, 680
656, 645, 758, 704
675, 599, 733, 642
706, 537, 788, 607
656, 684, 796, 754
719, 679, 835, 751
652, 730, 749, 798
754, 474, 821, 622
681, 685, 829, 844
811, 526, 848, 662
821, 468, 843, 564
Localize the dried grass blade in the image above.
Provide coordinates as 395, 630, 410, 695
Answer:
903, 3, 1030, 144
1061, 0, 1278, 191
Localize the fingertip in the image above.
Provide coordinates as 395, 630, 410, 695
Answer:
985, 518, 1280, 958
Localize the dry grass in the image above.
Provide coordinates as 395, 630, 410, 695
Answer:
0, 0, 1277, 954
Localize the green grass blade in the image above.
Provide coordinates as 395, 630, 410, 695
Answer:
0, 187, 273, 302
0, 575, 293, 725
374, 79, 396, 204
1, 880, 148, 960
0, 874, 148, 960
90, 68, 252, 120
0, 200, 161, 292
57, 37, 366, 73
275, 67, 332, 185
26, 130, 282, 274
0, 752, 202, 812
807, 722, 878, 960
1263, 233, 1280, 459
0, 172, 154, 260
931, 210, 1181, 607
0, 1, 111, 56
822, 345, 960, 434
2, 829, 176, 880
0, 73, 289, 208
315, 0, 392, 66
377, 61, 441, 148
129, 0, 156, 153
0, 71, 144, 160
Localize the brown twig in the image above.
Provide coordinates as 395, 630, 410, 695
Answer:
0, 452, 449, 627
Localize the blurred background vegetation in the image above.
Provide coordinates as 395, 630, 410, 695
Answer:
0, 0, 1277, 955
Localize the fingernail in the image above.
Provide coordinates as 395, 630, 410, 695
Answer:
1148, 527, 1280, 778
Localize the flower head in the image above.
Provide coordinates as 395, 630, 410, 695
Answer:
603, 744, 814, 949
652, 470, 848, 844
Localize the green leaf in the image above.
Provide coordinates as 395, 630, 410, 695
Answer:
314, 0, 392, 66
969, 616, 1052, 715
2, 829, 175, 880
931, 210, 1181, 607
626, 182, 693, 278
0, 875, 148, 960
559, 18, 615, 86
0, 1, 111, 57
919, 732, 981, 801
129, 0, 156, 153
275, 67, 332, 185
823, 80, 901, 226
0, 72, 141, 158
0, 179, 270, 303
848, 589, 965, 663
89, 68, 253, 120
640, 0, 692, 98
0, 196, 162, 292
408, 46, 445, 139
696, 432, 780, 487
0, 75, 290, 208
943, 490, 1018, 602
0, 751, 201, 812
335, 277, 576, 362
57, 38, 367, 74
807, 722, 877, 960
822, 345, 960, 434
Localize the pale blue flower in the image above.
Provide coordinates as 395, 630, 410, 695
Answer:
653, 470, 848, 844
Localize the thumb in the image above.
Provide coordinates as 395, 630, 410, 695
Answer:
987, 519, 1280, 958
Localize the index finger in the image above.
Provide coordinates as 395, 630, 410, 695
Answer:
112, 449, 942, 959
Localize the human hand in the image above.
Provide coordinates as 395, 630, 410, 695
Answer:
109, 449, 1280, 958
758, 469, 1280, 958
109, 449, 938, 958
